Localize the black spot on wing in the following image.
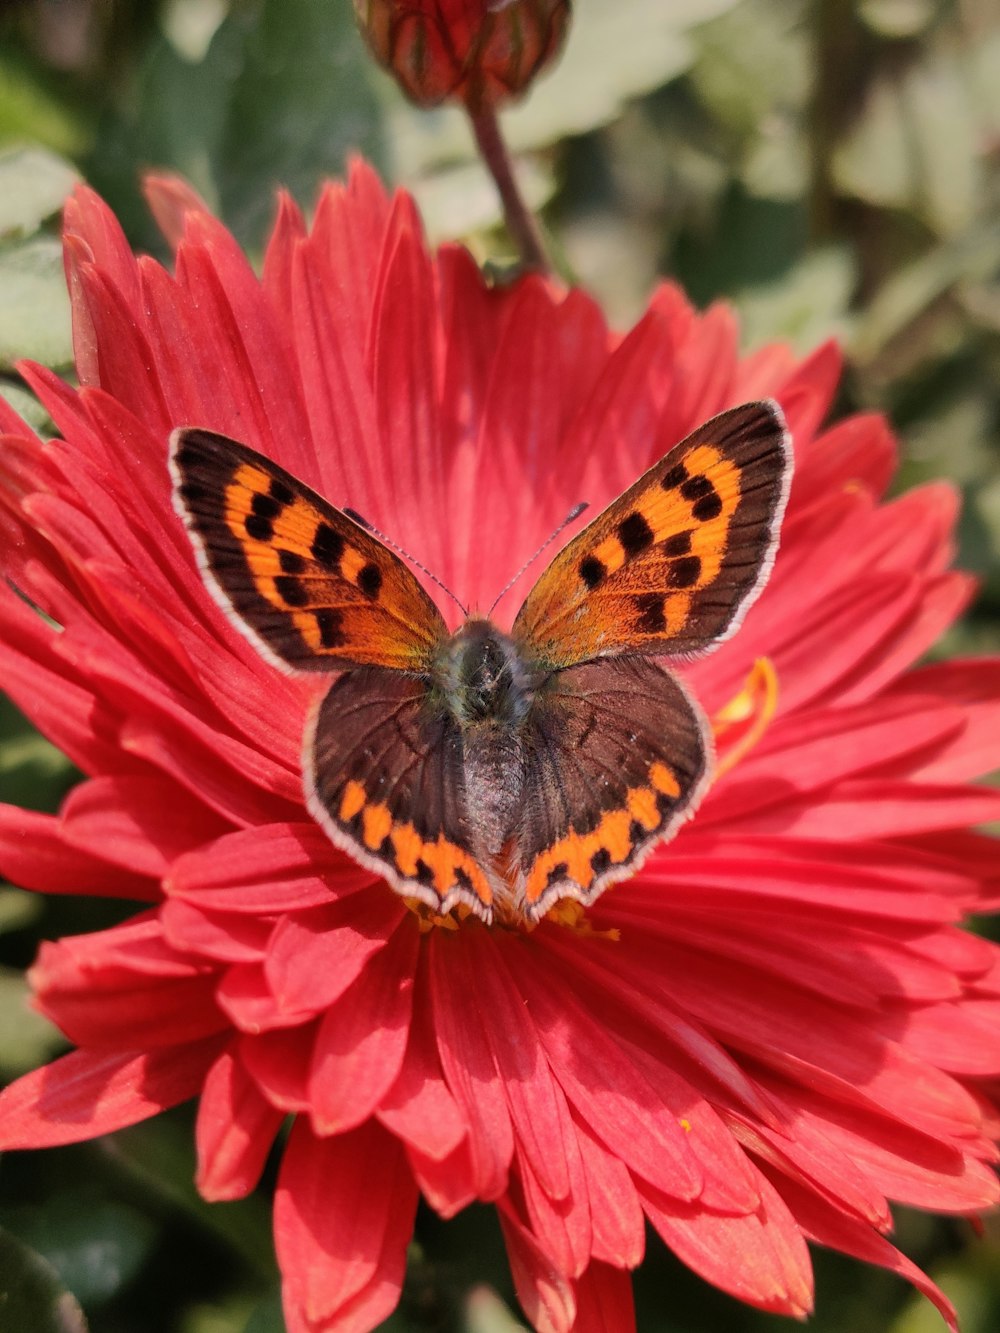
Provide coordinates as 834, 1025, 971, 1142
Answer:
245, 513, 273, 543
279, 548, 306, 574
252, 491, 283, 522
634, 593, 667, 634
667, 556, 702, 588
680, 474, 714, 501
312, 523, 344, 569
663, 530, 692, 556
546, 861, 569, 888
590, 847, 612, 875
269, 477, 295, 506
661, 461, 689, 490
617, 511, 654, 557
275, 575, 308, 608
693, 492, 723, 521
579, 555, 606, 589
315, 608, 345, 648
357, 563, 383, 599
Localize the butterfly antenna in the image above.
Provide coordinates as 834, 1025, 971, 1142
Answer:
343, 508, 470, 618
487, 502, 589, 619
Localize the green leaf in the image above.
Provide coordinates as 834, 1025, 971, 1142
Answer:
0, 236, 73, 371
850, 226, 1000, 367
0, 1225, 88, 1333
90, 0, 384, 249
244, 1291, 287, 1333
216, 0, 384, 241
0, 52, 90, 161
833, 47, 983, 236
7, 1195, 157, 1309
735, 246, 856, 352
0, 377, 54, 434
0, 967, 64, 1077
110, 1117, 277, 1278
0, 887, 42, 935
690, 0, 810, 139
0, 146, 79, 242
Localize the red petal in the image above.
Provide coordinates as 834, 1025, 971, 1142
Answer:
377, 968, 468, 1161
499, 1203, 577, 1333
570, 1261, 636, 1333
308, 918, 419, 1134
0, 805, 157, 900
274, 1118, 416, 1328
775, 1170, 959, 1333
142, 173, 212, 249
427, 932, 514, 1200
195, 1046, 285, 1200
60, 774, 226, 877
510, 943, 704, 1202
639, 1171, 814, 1317
0, 1038, 223, 1146
241, 1023, 317, 1113
264, 888, 405, 1015
575, 1120, 645, 1269
167, 823, 368, 912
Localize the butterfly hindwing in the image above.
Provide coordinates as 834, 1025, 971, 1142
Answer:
306, 668, 495, 920
170, 428, 447, 672
518, 657, 712, 919
512, 400, 791, 667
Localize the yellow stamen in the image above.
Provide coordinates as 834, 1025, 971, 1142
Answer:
712, 656, 778, 780
543, 899, 620, 939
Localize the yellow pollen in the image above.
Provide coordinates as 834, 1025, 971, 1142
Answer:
712, 656, 779, 780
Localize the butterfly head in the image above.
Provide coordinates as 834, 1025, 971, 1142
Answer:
432, 619, 542, 729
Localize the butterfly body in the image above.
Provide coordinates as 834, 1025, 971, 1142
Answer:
171, 400, 792, 927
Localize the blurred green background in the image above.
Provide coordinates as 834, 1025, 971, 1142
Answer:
0, 0, 998, 1329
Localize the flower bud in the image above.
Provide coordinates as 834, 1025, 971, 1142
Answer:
354, 0, 571, 110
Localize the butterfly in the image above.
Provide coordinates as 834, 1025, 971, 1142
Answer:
170, 400, 791, 927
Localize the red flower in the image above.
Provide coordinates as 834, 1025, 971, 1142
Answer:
1, 163, 999, 1332
353, 0, 570, 108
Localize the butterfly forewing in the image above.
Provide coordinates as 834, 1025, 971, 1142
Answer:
512, 400, 791, 668
170, 428, 447, 672
518, 658, 711, 919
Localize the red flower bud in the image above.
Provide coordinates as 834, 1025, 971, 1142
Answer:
354, 0, 571, 110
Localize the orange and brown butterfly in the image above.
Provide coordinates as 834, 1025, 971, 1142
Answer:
169, 401, 792, 926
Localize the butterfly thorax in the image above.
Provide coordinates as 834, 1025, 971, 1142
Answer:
431, 618, 543, 729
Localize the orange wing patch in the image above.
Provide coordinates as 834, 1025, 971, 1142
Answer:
512, 401, 791, 667
171, 428, 446, 672
521, 758, 685, 918
321, 777, 495, 919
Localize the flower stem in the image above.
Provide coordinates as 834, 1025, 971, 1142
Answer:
468, 103, 549, 273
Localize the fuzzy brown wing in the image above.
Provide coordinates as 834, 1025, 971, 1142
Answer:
517, 658, 712, 920
306, 667, 496, 921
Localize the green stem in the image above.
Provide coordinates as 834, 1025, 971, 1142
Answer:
468, 102, 550, 272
